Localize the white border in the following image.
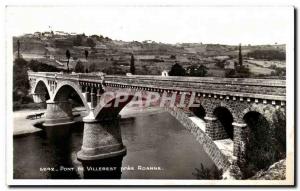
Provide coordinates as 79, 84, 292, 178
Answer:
3, 2, 295, 187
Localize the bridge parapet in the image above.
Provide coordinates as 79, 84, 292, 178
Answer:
28, 72, 286, 104
104, 75, 286, 105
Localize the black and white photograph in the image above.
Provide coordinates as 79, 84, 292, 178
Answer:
4, 2, 295, 186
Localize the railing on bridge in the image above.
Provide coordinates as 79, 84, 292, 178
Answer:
28, 72, 286, 101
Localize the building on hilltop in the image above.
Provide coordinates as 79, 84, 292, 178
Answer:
161, 70, 169, 77
55, 31, 69, 36
224, 60, 236, 70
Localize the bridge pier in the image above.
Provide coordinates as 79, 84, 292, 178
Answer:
97, 89, 102, 104
32, 93, 46, 103
90, 87, 97, 109
83, 86, 91, 102
43, 100, 75, 126
77, 115, 126, 179
232, 122, 247, 158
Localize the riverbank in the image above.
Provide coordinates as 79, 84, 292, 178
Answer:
13, 106, 164, 136
13, 109, 46, 136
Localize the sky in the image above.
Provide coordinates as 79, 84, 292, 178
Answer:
5, 6, 293, 45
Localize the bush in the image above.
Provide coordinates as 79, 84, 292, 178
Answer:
215, 61, 225, 69
186, 64, 208, 77
73, 35, 83, 46
225, 66, 250, 78
74, 61, 85, 73
192, 164, 223, 180
89, 62, 97, 72
168, 63, 186, 76
225, 69, 236, 78
170, 55, 176, 59
86, 38, 96, 48
235, 65, 250, 78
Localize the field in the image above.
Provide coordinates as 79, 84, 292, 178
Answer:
13, 33, 286, 78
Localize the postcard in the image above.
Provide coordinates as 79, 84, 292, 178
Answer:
5, 4, 295, 186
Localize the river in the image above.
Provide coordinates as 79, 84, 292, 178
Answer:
13, 111, 215, 179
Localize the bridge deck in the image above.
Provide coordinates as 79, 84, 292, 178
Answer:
28, 72, 285, 101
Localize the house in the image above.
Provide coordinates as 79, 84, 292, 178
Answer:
55, 31, 69, 36
43, 32, 53, 37
224, 60, 236, 70
161, 70, 169, 77
33, 32, 41, 38
23, 33, 33, 38
95, 44, 107, 50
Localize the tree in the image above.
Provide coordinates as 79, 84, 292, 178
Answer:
84, 50, 89, 59
73, 35, 83, 46
238, 43, 243, 67
86, 38, 96, 48
130, 54, 135, 74
170, 55, 176, 59
225, 69, 236, 78
84, 50, 89, 73
74, 61, 84, 73
186, 64, 207, 77
89, 62, 97, 73
168, 62, 186, 76
66, 49, 71, 73
91, 34, 100, 41
17, 39, 20, 58
13, 58, 30, 102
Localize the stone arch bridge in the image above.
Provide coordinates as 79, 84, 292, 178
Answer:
28, 72, 286, 177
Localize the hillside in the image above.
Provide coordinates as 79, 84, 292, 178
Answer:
13, 31, 286, 78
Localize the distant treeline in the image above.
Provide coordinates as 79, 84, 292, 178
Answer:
247, 50, 285, 61
27, 60, 63, 72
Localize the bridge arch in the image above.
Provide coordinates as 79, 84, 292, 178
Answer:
201, 98, 238, 121
31, 78, 51, 96
189, 103, 206, 119
213, 106, 234, 140
52, 81, 90, 111
30, 78, 51, 103
241, 104, 274, 125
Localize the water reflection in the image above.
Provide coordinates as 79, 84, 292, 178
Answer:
13, 112, 215, 179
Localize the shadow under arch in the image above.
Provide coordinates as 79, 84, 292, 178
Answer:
213, 106, 234, 140
52, 82, 90, 111
32, 79, 51, 98
189, 104, 206, 119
